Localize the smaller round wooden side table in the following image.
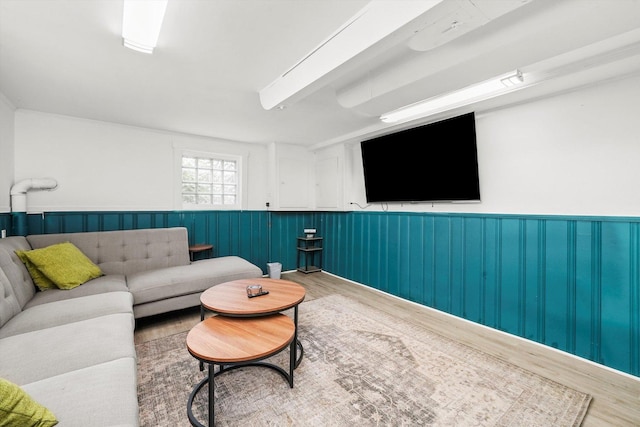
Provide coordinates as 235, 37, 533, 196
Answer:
186, 314, 295, 427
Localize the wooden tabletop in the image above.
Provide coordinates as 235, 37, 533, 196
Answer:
186, 314, 295, 363
189, 244, 213, 252
201, 278, 306, 316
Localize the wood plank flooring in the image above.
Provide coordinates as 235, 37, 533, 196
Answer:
134, 271, 640, 426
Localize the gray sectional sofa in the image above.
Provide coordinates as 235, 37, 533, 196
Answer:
0, 227, 263, 426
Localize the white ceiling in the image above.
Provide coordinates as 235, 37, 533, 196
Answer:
1, 0, 640, 148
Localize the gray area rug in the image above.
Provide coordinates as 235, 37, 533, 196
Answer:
137, 294, 591, 426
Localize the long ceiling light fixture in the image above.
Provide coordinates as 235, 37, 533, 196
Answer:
122, 0, 168, 54
380, 69, 525, 123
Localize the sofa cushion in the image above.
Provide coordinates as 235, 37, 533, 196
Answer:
18, 242, 103, 290
127, 255, 263, 305
0, 377, 58, 427
23, 274, 127, 309
0, 313, 135, 385
0, 291, 133, 339
133, 292, 202, 319
14, 251, 56, 291
22, 358, 138, 427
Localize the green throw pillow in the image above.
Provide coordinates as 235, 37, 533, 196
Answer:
0, 377, 58, 427
20, 242, 103, 290
14, 251, 57, 292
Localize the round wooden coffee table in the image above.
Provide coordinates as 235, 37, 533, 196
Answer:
200, 278, 306, 367
200, 278, 306, 316
186, 314, 295, 427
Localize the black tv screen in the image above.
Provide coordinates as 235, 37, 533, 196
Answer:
361, 112, 480, 203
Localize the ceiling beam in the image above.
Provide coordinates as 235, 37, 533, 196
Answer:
258, 0, 445, 111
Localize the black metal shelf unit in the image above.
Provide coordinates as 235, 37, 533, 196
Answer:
296, 236, 323, 274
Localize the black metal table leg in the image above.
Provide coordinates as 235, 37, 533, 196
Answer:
293, 305, 304, 368
208, 364, 214, 427
187, 345, 295, 426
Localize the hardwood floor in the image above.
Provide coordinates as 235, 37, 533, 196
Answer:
134, 271, 640, 426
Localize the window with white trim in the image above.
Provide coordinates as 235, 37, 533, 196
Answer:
180, 153, 241, 209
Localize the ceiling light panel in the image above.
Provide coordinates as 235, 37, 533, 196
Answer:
380, 69, 525, 123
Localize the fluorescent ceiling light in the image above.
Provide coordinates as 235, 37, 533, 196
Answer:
122, 0, 168, 54
380, 70, 524, 123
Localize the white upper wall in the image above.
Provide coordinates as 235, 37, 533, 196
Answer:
476, 74, 640, 216
8, 73, 640, 217
14, 110, 269, 212
0, 94, 15, 212
345, 73, 640, 217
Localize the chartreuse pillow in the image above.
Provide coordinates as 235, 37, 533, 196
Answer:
0, 377, 58, 427
20, 242, 103, 290
14, 251, 57, 292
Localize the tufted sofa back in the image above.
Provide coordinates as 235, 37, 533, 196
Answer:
26, 227, 192, 276
0, 236, 36, 326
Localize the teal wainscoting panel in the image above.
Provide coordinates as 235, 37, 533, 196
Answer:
319, 212, 341, 275
407, 215, 426, 304
366, 213, 388, 294
523, 219, 543, 342
573, 220, 598, 361
350, 212, 367, 286
19, 209, 640, 377
433, 215, 452, 313
207, 211, 231, 255
481, 217, 499, 329
449, 216, 465, 319
319, 211, 640, 377
242, 211, 268, 268
543, 219, 570, 352
385, 214, 402, 296
497, 218, 523, 336
419, 215, 435, 307
599, 221, 634, 373
462, 217, 484, 324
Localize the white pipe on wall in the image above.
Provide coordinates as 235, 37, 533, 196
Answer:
10, 178, 58, 212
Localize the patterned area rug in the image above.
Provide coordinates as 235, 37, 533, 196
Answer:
137, 295, 591, 426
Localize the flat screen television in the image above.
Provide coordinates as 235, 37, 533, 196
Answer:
361, 112, 480, 203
